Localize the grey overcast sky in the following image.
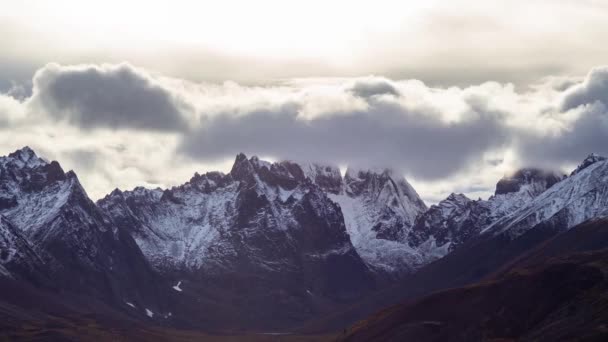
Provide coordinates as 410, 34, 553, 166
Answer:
1, 0, 608, 203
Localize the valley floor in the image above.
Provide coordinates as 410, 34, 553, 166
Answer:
1, 317, 336, 342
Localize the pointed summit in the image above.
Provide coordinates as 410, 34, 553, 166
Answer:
10, 146, 36, 158
229, 152, 255, 181
234, 152, 248, 163
445, 192, 471, 204
495, 168, 563, 196
302, 163, 342, 194
8, 146, 39, 163
5, 146, 46, 168
345, 166, 394, 181
571, 153, 607, 176
343, 167, 426, 210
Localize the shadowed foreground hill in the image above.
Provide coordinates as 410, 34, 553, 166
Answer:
0, 279, 335, 341
338, 219, 608, 342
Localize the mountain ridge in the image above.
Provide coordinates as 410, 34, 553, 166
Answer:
1, 146, 607, 336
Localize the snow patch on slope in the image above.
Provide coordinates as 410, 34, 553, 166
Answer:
172, 281, 182, 292
484, 158, 608, 237
329, 194, 423, 272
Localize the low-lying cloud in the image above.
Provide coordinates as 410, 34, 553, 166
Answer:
514, 67, 608, 167
561, 66, 608, 111
180, 92, 509, 180
1, 62, 608, 202
516, 102, 608, 167
30, 63, 191, 131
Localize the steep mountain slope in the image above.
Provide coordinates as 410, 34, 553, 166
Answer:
0, 147, 168, 317
325, 168, 428, 275
0, 215, 46, 281
100, 155, 430, 278
408, 168, 565, 259
301, 156, 608, 333
99, 154, 375, 330
485, 154, 608, 238
338, 218, 608, 342
3, 147, 606, 336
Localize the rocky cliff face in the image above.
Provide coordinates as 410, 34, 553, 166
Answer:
0, 215, 45, 281
100, 155, 431, 278
99, 154, 376, 329
408, 168, 566, 261
485, 154, 608, 238
494, 168, 563, 195
322, 167, 428, 275
4, 147, 607, 333
0, 147, 168, 318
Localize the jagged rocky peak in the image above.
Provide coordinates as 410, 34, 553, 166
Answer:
571, 153, 607, 176
227, 153, 428, 202
494, 168, 564, 196
187, 171, 229, 193
483, 152, 608, 239
0, 147, 71, 194
344, 167, 426, 210
107, 187, 124, 197
2, 146, 47, 169
229, 153, 279, 175
1, 147, 91, 214
345, 166, 392, 182
302, 163, 342, 194
418, 193, 473, 222
409, 164, 569, 258
8, 146, 37, 159
441, 192, 472, 207
229, 152, 256, 181
345, 167, 396, 189
407, 192, 477, 251
228, 153, 340, 191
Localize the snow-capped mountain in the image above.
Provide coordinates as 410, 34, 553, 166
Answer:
0, 215, 44, 280
99, 154, 372, 282
98, 153, 375, 328
407, 193, 479, 254
281, 162, 430, 274
100, 155, 430, 278
570, 153, 607, 176
485, 154, 608, 238
322, 167, 428, 274
0, 147, 167, 315
3, 146, 608, 333
408, 168, 565, 261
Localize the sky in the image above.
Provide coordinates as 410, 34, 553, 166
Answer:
1, 0, 608, 203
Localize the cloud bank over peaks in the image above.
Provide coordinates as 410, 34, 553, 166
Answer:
514, 67, 608, 167
179, 87, 510, 180
561, 66, 608, 111
29, 63, 192, 131
1, 62, 608, 202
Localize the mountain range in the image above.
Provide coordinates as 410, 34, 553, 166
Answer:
1, 146, 607, 341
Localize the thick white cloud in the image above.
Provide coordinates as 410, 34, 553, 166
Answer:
0, 63, 606, 203
561, 66, 608, 111
179, 92, 510, 180
2, 1, 608, 89
0, 94, 25, 127
512, 67, 608, 168
29, 63, 192, 131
